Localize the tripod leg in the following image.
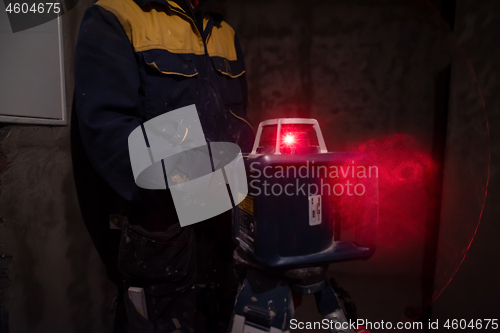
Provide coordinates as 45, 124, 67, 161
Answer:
230, 269, 294, 333
314, 281, 355, 333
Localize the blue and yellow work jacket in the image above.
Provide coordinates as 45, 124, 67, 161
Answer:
74, 0, 254, 204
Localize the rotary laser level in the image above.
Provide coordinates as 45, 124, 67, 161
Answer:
230, 118, 379, 333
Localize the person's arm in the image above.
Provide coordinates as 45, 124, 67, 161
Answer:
75, 5, 164, 204
231, 33, 255, 153
234, 34, 248, 112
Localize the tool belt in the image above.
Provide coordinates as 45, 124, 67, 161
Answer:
117, 220, 197, 294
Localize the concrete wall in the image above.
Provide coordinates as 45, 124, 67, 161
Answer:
0, 1, 116, 332
227, 0, 498, 330
0, 0, 498, 332
432, 0, 500, 323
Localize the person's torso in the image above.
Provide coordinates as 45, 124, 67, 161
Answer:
95, 0, 254, 151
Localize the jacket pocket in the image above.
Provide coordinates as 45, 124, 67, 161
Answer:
211, 56, 245, 79
143, 50, 198, 77
139, 50, 199, 120
211, 56, 245, 106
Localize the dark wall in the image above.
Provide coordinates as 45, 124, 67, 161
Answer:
226, 0, 498, 330
0, 1, 116, 332
0, 0, 498, 332
432, 0, 500, 323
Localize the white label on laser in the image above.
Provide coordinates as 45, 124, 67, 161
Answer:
309, 195, 322, 226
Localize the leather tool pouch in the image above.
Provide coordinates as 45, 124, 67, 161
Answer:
118, 221, 196, 295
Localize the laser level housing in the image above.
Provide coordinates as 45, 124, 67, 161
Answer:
232, 118, 378, 268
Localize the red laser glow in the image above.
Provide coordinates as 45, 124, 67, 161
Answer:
353, 134, 438, 250
283, 133, 296, 146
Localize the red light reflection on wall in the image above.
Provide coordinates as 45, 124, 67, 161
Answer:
353, 134, 438, 251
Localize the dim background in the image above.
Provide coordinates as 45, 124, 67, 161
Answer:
0, 0, 499, 332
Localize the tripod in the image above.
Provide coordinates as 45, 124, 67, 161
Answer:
230, 248, 357, 333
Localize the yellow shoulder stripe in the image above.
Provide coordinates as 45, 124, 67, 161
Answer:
206, 21, 237, 61
96, 0, 204, 54
96, 0, 238, 61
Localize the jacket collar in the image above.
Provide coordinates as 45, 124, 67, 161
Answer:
132, 0, 223, 38
132, 0, 223, 24
133, 0, 188, 14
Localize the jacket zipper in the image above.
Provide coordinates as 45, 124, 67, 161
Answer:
164, 4, 254, 136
